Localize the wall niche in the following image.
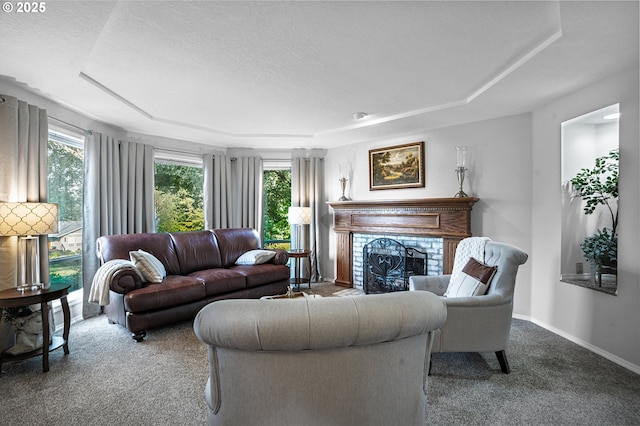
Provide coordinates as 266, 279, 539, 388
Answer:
560, 104, 619, 295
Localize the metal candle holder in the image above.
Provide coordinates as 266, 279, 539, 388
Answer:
338, 177, 349, 201
454, 166, 468, 198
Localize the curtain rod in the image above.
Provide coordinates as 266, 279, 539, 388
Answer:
48, 116, 86, 132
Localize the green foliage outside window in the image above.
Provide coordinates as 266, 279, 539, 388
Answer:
155, 163, 204, 232
263, 170, 291, 248
48, 141, 83, 222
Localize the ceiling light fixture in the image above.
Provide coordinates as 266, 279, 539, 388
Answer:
603, 113, 620, 120
353, 112, 368, 120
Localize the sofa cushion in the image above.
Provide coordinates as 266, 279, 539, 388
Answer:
170, 230, 222, 274
229, 264, 291, 288
189, 269, 247, 296
124, 275, 206, 313
235, 249, 276, 265
130, 249, 167, 283
96, 232, 181, 275
212, 228, 261, 267
444, 257, 497, 297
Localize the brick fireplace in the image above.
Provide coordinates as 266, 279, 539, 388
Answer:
354, 233, 443, 292
327, 197, 479, 288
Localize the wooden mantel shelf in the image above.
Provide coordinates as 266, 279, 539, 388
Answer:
327, 197, 479, 287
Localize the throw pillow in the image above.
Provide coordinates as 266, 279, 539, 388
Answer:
129, 249, 166, 283
235, 249, 276, 265
444, 257, 497, 297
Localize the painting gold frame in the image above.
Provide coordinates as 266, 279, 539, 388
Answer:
369, 141, 425, 190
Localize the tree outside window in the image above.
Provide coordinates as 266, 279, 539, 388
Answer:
263, 169, 291, 249
154, 162, 204, 232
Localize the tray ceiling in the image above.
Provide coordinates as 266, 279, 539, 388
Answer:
1, 1, 637, 149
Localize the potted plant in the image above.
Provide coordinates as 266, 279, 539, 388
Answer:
571, 148, 618, 286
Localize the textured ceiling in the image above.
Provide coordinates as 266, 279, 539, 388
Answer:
1, 1, 638, 149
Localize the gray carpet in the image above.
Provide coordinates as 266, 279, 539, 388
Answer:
1, 284, 639, 425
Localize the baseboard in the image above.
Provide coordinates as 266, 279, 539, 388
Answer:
51, 290, 84, 332
513, 313, 640, 375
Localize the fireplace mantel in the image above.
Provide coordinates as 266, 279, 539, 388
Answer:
327, 197, 479, 287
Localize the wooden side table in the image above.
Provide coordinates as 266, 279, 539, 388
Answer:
0, 283, 71, 373
288, 249, 312, 290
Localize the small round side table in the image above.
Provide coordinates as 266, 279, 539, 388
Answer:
287, 249, 312, 290
0, 283, 71, 373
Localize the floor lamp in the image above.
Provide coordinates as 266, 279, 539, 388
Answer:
288, 206, 311, 252
0, 202, 59, 291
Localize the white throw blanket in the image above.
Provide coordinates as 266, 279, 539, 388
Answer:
448, 236, 492, 288
89, 259, 138, 306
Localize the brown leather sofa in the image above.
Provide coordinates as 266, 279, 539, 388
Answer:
96, 228, 290, 341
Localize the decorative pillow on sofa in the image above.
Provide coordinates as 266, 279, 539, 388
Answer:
129, 249, 166, 283
444, 257, 497, 297
235, 249, 276, 265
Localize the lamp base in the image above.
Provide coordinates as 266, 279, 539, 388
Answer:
19, 236, 42, 291
453, 190, 468, 198
16, 283, 44, 293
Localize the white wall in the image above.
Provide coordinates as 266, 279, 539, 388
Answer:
0, 80, 122, 138
531, 66, 640, 372
0, 80, 226, 156
323, 113, 533, 314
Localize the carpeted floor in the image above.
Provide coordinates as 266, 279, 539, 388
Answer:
1, 282, 639, 425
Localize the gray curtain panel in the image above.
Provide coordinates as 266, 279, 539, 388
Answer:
203, 152, 230, 229
203, 152, 263, 235
229, 156, 263, 234
291, 149, 325, 282
0, 94, 49, 350
82, 131, 155, 318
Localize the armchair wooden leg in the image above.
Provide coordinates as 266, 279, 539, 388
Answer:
495, 350, 510, 374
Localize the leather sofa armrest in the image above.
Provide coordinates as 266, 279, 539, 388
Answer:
268, 249, 289, 265
409, 275, 450, 295
109, 268, 144, 294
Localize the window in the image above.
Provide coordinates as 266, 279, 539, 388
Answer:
154, 153, 204, 232
263, 168, 291, 250
48, 130, 84, 293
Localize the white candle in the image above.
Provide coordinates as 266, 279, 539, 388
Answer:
456, 146, 467, 168
339, 161, 351, 178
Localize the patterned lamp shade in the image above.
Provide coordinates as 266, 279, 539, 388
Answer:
288, 206, 312, 225
0, 202, 59, 236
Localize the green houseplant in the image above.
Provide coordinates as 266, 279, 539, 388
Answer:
570, 148, 618, 285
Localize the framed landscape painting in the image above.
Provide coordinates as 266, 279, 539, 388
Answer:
369, 141, 425, 190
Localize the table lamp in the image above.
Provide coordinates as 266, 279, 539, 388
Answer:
0, 202, 59, 291
288, 206, 311, 252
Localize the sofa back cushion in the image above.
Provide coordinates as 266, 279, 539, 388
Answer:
96, 233, 181, 275
212, 228, 261, 268
169, 230, 222, 274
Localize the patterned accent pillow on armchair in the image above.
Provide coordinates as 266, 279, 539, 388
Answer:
444, 257, 497, 297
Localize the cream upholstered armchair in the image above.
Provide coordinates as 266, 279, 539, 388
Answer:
409, 238, 528, 374
194, 292, 447, 426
